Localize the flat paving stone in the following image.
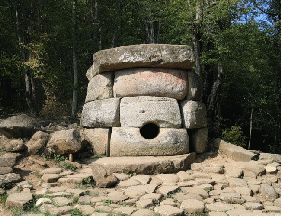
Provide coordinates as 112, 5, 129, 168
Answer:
75, 204, 96, 215
113, 206, 136, 215
160, 198, 178, 206
131, 175, 151, 184
6, 192, 33, 208
154, 205, 184, 216
131, 208, 156, 216
180, 199, 205, 214
136, 199, 155, 208
140, 193, 162, 201
53, 197, 72, 206
42, 174, 60, 183
157, 185, 179, 195
107, 191, 128, 203
118, 179, 141, 187
173, 192, 203, 202
181, 187, 208, 199
206, 202, 236, 212
40, 168, 63, 175
244, 202, 264, 210
208, 211, 228, 216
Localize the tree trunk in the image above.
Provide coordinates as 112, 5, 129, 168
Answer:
111, 0, 122, 48
90, 0, 99, 51
248, 108, 254, 150
71, 0, 78, 119
16, 7, 37, 114
207, 60, 224, 119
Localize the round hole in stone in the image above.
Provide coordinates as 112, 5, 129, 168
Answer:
140, 123, 160, 139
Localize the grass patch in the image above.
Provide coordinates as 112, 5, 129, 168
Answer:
0, 194, 8, 205
103, 199, 113, 206
70, 208, 83, 216
61, 161, 77, 171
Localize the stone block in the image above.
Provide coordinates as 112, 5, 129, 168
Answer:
180, 100, 207, 129
91, 153, 196, 175
110, 127, 189, 156
46, 129, 81, 155
26, 131, 49, 155
214, 139, 259, 162
87, 44, 194, 80
186, 71, 203, 101
113, 68, 188, 100
0, 153, 19, 167
189, 127, 208, 153
80, 128, 110, 156
80, 98, 120, 127
6, 192, 33, 209
85, 72, 114, 103
120, 96, 182, 128
0, 167, 13, 175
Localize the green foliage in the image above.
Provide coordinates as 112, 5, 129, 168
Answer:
70, 208, 83, 216
103, 199, 113, 206
0, 182, 16, 191
61, 161, 77, 171
0, 194, 8, 205
222, 126, 246, 147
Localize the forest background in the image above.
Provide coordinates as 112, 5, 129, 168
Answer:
0, 0, 280, 154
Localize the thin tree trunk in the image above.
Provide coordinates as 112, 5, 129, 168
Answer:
248, 108, 254, 150
16, 7, 37, 114
111, 0, 122, 48
90, 0, 99, 51
207, 61, 224, 119
71, 0, 78, 119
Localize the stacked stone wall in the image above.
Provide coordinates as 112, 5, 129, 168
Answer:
80, 44, 208, 157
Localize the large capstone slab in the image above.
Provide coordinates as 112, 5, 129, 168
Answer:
113, 68, 188, 100
120, 96, 181, 128
80, 98, 121, 127
86, 44, 194, 80
110, 127, 189, 156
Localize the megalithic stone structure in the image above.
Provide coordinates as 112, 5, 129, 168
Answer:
80, 44, 208, 174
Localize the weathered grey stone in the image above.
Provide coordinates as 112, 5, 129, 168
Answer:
226, 161, 266, 176
80, 98, 120, 127
181, 187, 209, 199
40, 167, 63, 175
0, 114, 37, 138
157, 185, 179, 195
186, 71, 203, 101
180, 199, 205, 214
219, 192, 245, 204
0, 153, 19, 167
75, 204, 96, 215
118, 179, 141, 187
91, 153, 196, 175
180, 100, 207, 129
26, 131, 49, 155
124, 184, 158, 195
6, 192, 33, 209
154, 205, 184, 216
136, 199, 155, 208
42, 174, 60, 183
92, 163, 118, 187
274, 198, 281, 207
4, 139, 24, 152
110, 127, 189, 156
214, 139, 259, 162
80, 128, 110, 156
140, 193, 163, 201
260, 184, 278, 201
244, 202, 264, 210
53, 197, 72, 206
265, 162, 280, 174
85, 72, 114, 103
202, 163, 224, 174
174, 192, 203, 202
156, 174, 180, 184
160, 198, 178, 206
120, 96, 182, 128
0, 167, 13, 175
35, 198, 52, 207
46, 129, 81, 155
113, 173, 129, 181
113, 68, 188, 100
131, 175, 151, 185
224, 167, 244, 178
131, 209, 156, 216
189, 127, 208, 153
113, 207, 136, 215
205, 202, 235, 212
87, 44, 194, 80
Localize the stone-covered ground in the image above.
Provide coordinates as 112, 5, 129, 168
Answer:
0, 150, 280, 216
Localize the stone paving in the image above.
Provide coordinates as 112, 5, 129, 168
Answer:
2, 152, 281, 216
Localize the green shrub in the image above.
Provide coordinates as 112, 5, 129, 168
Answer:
222, 126, 246, 147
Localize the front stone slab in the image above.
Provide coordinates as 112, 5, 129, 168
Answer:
87, 44, 194, 80
80, 98, 120, 127
85, 72, 114, 103
91, 153, 196, 175
113, 68, 188, 100
120, 96, 182, 128
110, 127, 189, 156
80, 128, 110, 156
180, 100, 207, 129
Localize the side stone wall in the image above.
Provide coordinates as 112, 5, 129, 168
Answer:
80, 44, 208, 157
